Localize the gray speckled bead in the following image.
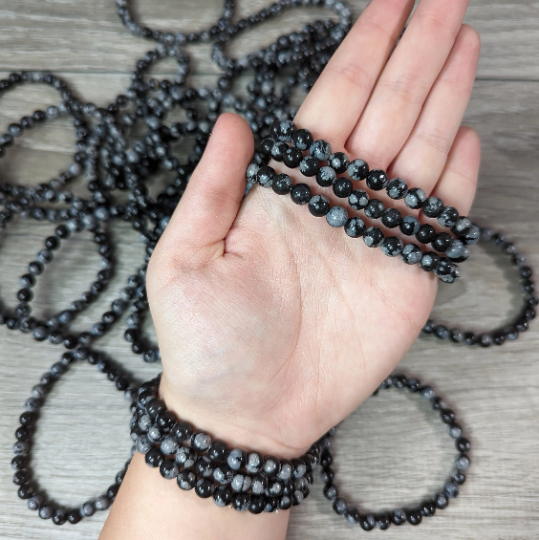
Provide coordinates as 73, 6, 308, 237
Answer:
448, 424, 463, 438
404, 187, 427, 209
326, 206, 348, 227
446, 239, 465, 259
138, 414, 152, 431
227, 448, 244, 471
175, 447, 196, 469
95, 495, 111, 511
27, 495, 43, 511
333, 497, 347, 514
231, 474, 251, 493
245, 452, 262, 474
147, 425, 162, 442
278, 461, 293, 481
316, 165, 337, 187
251, 475, 267, 495
246, 163, 259, 181
455, 454, 470, 470
386, 177, 408, 200
192, 432, 211, 452
39, 505, 53, 519
160, 436, 179, 455
347, 159, 368, 181
81, 501, 96, 517
309, 139, 331, 161
401, 243, 422, 265
348, 189, 369, 209
136, 435, 152, 455
444, 480, 459, 498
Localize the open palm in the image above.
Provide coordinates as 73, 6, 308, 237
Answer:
147, 0, 481, 457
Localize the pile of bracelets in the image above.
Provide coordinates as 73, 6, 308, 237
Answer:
1, 0, 536, 530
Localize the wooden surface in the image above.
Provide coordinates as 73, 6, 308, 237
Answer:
1, 0, 539, 539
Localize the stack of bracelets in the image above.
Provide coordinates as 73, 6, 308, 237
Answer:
1, 0, 536, 530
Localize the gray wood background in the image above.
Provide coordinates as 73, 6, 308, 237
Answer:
0, 0, 538, 539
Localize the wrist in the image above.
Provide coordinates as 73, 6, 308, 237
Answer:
158, 375, 312, 460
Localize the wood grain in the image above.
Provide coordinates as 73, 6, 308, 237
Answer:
1, 1, 539, 539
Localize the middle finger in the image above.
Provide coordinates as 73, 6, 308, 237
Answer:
345, 0, 469, 168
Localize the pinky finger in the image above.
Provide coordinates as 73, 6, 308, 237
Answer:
429, 126, 481, 216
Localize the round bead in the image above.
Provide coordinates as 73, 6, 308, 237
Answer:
326, 206, 348, 228
233, 493, 251, 511
256, 166, 275, 187
316, 166, 337, 187
363, 226, 384, 248
195, 478, 215, 498
404, 187, 426, 209
347, 159, 369, 181
332, 177, 353, 198
381, 208, 402, 228
263, 456, 281, 476
309, 139, 331, 161
364, 199, 384, 219
401, 243, 423, 265
333, 497, 347, 515
386, 178, 408, 199
438, 206, 459, 228
400, 215, 420, 236
272, 173, 293, 195
299, 156, 320, 177
293, 129, 313, 151
177, 470, 196, 490
290, 184, 311, 205
391, 508, 407, 525
344, 217, 366, 238
381, 237, 403, 257
283, 147, 302, 168
308, 195, 330, 217
366, 169, 388, 191
213, 485, 233, 507
227, 448, 245, 471
245, 452, 263, 474
348, 189, 369, 210
328, 152, 349, 173
422, 196, 444, 218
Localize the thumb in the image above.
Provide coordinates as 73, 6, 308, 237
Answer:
159, 113, 254, 267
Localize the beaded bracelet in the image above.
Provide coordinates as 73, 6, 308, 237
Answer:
131, 375, 319, 512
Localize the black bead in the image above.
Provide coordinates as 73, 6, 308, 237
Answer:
422, 196, 444, 218
440, 408, 456, 424
363, 226, 384, 248
432, 232, 452, 252
145, 448, 163, 467
386, 178, 408, 199
391, 509, 407, 525
375, 513, 391, 530
66, 509, 83, 524
292, 129, 313, 151
213, 485, 233, 507
407, 508, 422, 525
366, 169, 388, 191
347, 159, 369, 181
308, 195, 330, 217
420, 500, 436, 517
456, 436, 471, 453
208, 440, 229, 463
348, 189, 369, 210
404, 187, 426, 209
416, 224, 437, 244
399, 216, 420, 236
364, 199, 384, 219
333, 497, 347, 515
299, 156, 320, 177
381, 207, 402, 228
233, 492, 251, 511
344, 217, 366, 238
249, 495, 266, 514
328, 152, 349, 173
195, 478, 215, 499
332, 177, 353, 198
290, 183, 311, 205
283, 147, 302, 168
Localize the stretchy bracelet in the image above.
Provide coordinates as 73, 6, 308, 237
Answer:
132, 375, 320, 512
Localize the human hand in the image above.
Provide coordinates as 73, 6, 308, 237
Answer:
147, 0, 481, 457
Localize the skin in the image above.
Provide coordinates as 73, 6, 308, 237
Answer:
100, 0, 481, 538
